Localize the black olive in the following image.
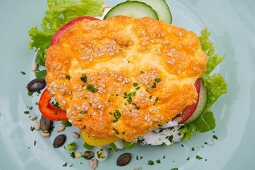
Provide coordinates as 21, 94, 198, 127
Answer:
26, 79, 46, 92
117, 153, 132, 166
40, 116, 53, 132
82, 151, 95, 160
53, 134, 66, 148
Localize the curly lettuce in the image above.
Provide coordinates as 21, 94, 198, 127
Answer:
181, 29, 227, 140
28, 0, 104, 66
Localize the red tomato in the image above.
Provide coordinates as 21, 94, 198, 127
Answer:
175, 79, 201, 124
39, 16, 99, 121
38, 89, 68, 121
51, 16, 99, 45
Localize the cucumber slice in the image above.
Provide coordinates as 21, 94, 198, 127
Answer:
104, 1, 158, 20
185, 80, 207, 124
128, 0, 172, 23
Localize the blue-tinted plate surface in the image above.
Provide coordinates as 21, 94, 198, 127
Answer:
0, 0, 254, 169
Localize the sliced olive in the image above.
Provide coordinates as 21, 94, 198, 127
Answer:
117, 153, 132, 166
53, 134, 66, 148
26, 79, 46, 92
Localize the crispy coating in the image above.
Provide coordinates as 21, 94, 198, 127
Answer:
45, 16, 207, 141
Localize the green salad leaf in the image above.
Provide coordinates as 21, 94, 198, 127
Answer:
29, 0, 104, 66
122, 140, 138, 150
199, 29, 224, 77
181, 29, 227, 140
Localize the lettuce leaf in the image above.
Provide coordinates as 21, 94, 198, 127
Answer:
28, 0, 104, 66
199, 29, 224, 77
181, 29, 227, 140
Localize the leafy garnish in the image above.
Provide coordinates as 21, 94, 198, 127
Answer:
28, 0, 104, 66
122, 140, 138, 150
35, 70, 47, 80
113, 110, 121, 123
199, 29, 224, 77
83, 143, 94, 150
181, 29, 227, 140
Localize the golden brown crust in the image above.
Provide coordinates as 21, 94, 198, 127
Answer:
45, 16, 207, 141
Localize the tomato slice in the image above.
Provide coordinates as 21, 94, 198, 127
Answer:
51, 16, 99, 45
38, 89, 68, 121
175, 79, 201, 124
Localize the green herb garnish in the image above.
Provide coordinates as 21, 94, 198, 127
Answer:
151, 82, 157, 88
113, 110, 121, 123
24, 111, 29, 114
30, 126, 35, 131
80, 111, 88, 115
133, 82, 139, 87
20, 71, 26, 75
213, 135, 218, 140
83, 143, 94, 150
155, 78, 161, 83
35, 70, 47, 80
123, 91, 136, 104
148, 160, 154, 166
61, 120, 72, 127
196, 155, 203, 160
81, 74, 87, 83
86, 84, 98, 93
65, 75, 71, 80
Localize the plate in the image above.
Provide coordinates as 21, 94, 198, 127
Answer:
0, 0, 254, 169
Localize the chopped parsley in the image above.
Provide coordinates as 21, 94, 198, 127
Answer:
140, 71, 145, 74
171, 168, 178, 170
147, 160, 154, 166
191, 147, 195, 151
27, 106, 33, 110
80, 74, 87, 83
80, 111, 88, 115
24, 111, 29, 114
213, 135, 218, 140
167, 135, 173, 143
70, 152, 75, 158
155, 78, 161, 83
151, 82, 157, 88
61, 120, 72, 127
154, 97, 159, 105
86, 84, 98, 93
34, 140, 36, 146
123, 91, 136, 104
187, 157, 190, 160
156, 159, 161, 164
27, 91, 33, 96
112, 128, 119, 135
196, 155, 203, 160
113, 110, 121, 123
20, 71, 26, 75
62, 163, 68, 167
134, 105, 140, 110
30, 126, 35, 131
51, 101, 60, 108
133, 82, 139, 87
65, 75, 71, 80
